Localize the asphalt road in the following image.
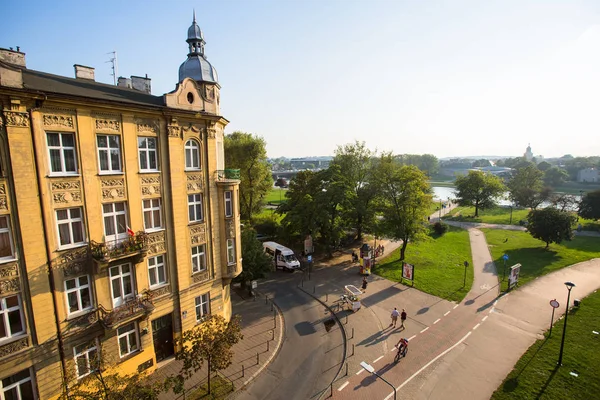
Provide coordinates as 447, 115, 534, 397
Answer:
236, 271, 344, 400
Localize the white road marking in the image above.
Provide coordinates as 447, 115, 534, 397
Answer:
493, 300, 498, 306
433, 318, 441, 324
356, 369, 364, 375
444, 311, 451, 316
453, 304, 459, 309
373, 355, 384, 363
473, 323, 481, 330
338, 381, 349, 391
489, 308, 495, 314
482, 316, 488, 322
420, 327, 429, 333
408, 335, 416, 341
383, 332, 473, 400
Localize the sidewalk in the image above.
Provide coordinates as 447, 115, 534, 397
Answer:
154, 289, 284, 399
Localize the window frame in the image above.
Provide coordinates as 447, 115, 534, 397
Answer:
117, 322, 140, 358
147, 255, 167, 288
191, 244, 206, 274
64, 275, 94, 317
138, 136, 158, 172
56, 207, 86, 250
224, 190, 233, 218
184, 139, 201, 170
47, 132, 78, 176
96, 134, 122, 174
0, 216, 16, 263
102, 202, 128, 244
187, 194, 204, 223
0, 368, 36, 400
73, 339, 99, 379
0, 295, 25, 344
109, 263, 135, 308
142, 198, 163, 232
227, 239, 235, 265
195, 293, 210, 321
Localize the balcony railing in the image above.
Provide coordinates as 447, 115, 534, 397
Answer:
90, 232, 148, 266
216, 169, 241, 181
98, 296, 154, 329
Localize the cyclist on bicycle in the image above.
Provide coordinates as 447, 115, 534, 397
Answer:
396, 337, 409, 355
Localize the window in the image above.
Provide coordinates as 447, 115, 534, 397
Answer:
191, 245, 206, 273
195, 293, 210, 321
1, 369, 35, 400
65, 275, 93, 316
227, 239, 235, 265
0, 295, 25, 342
148, 255, 166, 288
0, 216, 15, 262
56, 208, 85, 248
188, 194, 203, 223
73, 341, 98, 378
117, 322, 139, 358
224, 191, 233, 217
47, 132, 77, 174
185, 140, 200, 170
109, 263, 134, 307
97, 135, 122, 173
138, 137, 158, 172
143, 199, 163, 231
102, 202, 127, 243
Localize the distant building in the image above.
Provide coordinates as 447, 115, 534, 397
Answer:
469, 166, 513, 178
524, 144, 534, 161
289, 157, 332, 170
577, 168, 599, 183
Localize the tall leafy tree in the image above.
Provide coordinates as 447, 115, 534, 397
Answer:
544, 166, 569, 186
314, 165, 349, 256
331, 141, 377, 240
224, 131, 272, 221
578, 189, 600, 221
507, 163, 546, 208
375, 155, 432, 261
454, 170, 505, 217
550, 193, 578, 212
278, 170, 321, 239
527, 208, 576, 248
237, 228, 273, 289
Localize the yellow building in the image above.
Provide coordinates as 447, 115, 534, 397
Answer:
0, 15, 241, 399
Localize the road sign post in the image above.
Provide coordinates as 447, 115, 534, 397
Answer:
549, 299, 560, 337
502, 254, 509, 281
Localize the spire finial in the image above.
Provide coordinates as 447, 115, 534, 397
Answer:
193, 9, 196, 23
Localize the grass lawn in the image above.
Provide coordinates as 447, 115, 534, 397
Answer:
443, 205, 530, 225
254, 207, 284, 223
374, 226, 473, 303
491, 289, 600, 400
187, 375, 233, 400
483, 229, 600, 292
265, 188, 287, 205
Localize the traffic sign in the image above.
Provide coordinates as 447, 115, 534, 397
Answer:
550, 299, 560, 308
502, 254, 509, 261
307, 255, 312, 263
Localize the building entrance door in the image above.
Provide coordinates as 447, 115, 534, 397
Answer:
151, 313, 174, 362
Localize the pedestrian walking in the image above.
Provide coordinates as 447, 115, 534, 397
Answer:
400, 309, 407, 328
390, 307, 400, 327
361, 276, 368, 292
427, 216, 431, 223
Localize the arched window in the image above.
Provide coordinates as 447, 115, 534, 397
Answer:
185, 140, 200, 170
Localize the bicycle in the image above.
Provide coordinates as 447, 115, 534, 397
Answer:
394, 343, 408, 363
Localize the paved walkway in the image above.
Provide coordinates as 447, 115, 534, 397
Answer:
153, 289, 284, 399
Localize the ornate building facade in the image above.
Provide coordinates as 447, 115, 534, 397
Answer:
0, 15, 241, 399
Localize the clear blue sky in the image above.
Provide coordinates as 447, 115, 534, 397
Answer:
4, 0, 599, 159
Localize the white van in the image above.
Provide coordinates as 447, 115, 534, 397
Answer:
263, 241, 301, 272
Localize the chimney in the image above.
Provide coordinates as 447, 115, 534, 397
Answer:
117, 76, 132, 88
74, 64, 95, 80
131, 74, 151, 94
0, 47, 26, 67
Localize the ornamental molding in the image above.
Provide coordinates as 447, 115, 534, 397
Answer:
186, 173, 204, 193
62, 261, 90, 278
167, 125, 181, 139
181, 123, 201, 136
43, 114, 74, 130
135, 118, 159, 135
52, 246, 90, 275
147, 231, 166, 255
140, 175, 161, 198
0, 337, 29, 358
95, 116, 120, 132
149, 284, 171, 299
192, 270, 210, 283
3, 111, 29, 127
226, 219, 236, 238
206, 128, 216, 139
0, 182, 7, 211
100, 177, 126, 201
51, 179, 82, 205
190, 224, 206, 245
140, 176, 160, 184
0, 263, 18, 279
0, 276, 20, 295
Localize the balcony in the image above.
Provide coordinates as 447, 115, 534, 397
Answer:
216, 169, 241, 182
98, 296, 154, 329
90, 232, 148, 268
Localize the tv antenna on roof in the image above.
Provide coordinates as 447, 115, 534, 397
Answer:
106, 51, 118, 85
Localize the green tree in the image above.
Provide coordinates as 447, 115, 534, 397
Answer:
171, 315, 243, 396
314, 165, 350, 256
224, 131, 272, 221
278, 170, 321, 240
578, 189, 600, 221
454, 170, 505, 217
471, 159, 491, 168
537, 161, 552, 172
507, 163, 545, 208
550, 193, 578, 212
544, 166, 569, 186
375, 155, 432, 261
331, 141, 378, 240
237, 228, 273, 289
527, 208, 576, 248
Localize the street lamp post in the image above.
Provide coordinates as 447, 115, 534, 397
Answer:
438, 199, 442, 219
463, 261, 469, 287
360, 362, 396, 400
509, 205, 513, 225
557, 281, 576, 366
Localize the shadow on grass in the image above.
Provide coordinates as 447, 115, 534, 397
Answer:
536, 365, 560, 399
502, 338, 550, 393
493, 247, 562, 281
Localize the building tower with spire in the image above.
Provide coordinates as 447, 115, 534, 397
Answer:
524, 143, 533, 161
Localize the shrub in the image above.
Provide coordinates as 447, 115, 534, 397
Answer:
433, 221, 449, 235
252, 215, 281, 238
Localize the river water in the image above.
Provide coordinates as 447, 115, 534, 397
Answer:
432, 186, 580, 208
